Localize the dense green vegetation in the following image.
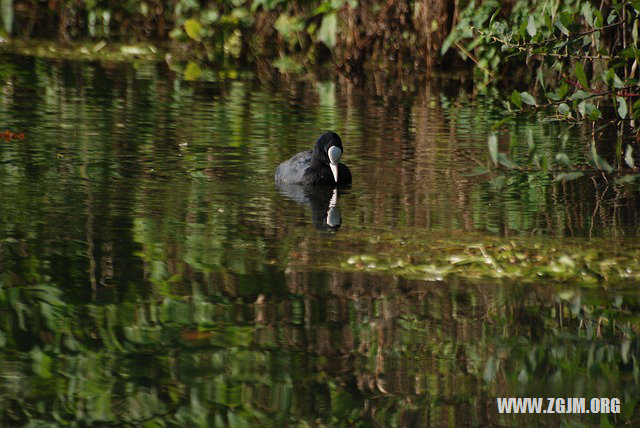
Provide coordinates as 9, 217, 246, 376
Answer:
446, 0, 640, 183
2, 0, 640, 81
1, 0, 438, 72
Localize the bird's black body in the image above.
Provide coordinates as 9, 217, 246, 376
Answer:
274, 132, 352, 186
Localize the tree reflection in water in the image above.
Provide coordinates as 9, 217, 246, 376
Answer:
0, 54, 639, 425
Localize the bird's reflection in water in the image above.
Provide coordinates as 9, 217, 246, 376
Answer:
276, 183, 347, 231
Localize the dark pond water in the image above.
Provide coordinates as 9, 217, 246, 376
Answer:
1, 54, 640, 426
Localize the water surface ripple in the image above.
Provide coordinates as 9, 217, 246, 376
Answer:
0, 55, 638, 426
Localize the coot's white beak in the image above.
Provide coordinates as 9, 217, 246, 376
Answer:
328, 146, 342, 183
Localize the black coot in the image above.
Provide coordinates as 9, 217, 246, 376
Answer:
274, 132, 352, 186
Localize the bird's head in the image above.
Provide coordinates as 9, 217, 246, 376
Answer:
312, 131, 343, 183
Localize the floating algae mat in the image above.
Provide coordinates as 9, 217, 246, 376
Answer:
317, 231, 640, 286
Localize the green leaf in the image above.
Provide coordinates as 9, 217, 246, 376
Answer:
441, 31, 456, 55
634, 100, 640, 119
619, 47, 640, 59
574, 63, 588, 89
464, 167, 488, 177
587, 106, 601, 120
466, 37, 483, 51
520, 92, 536, 106
591, 143, 613, 172
510, 90, 522, 108
169, 27, 186, 41
317, 13, 337, 48
555, 20, 569, 35
570, 90, 590, 100
600, 415, 614, 428
594, 10, 603, 28
518, 20, 528, 39
184, 62, 202, 81
544, 12, 552, 30
557, 103, 570, 115
201, 9, 219, 24
311, 2, 333, 16
603, 69, 626, 89
31, 347, 52, 379
625, 145, 635, 169
184, 18, 203, 41
491, 175, 505, 190
555, 172, 584, 181
527, 15, 537, 37
274, 14, 304, 39
616, 174, 639, 184
555, 153, 572, 167
560, 11, 574, 27
617, 96, 628, 119
556, 83, 569, 99
488, 133, 498, 166
577, 102, 601, 120
489, 8, 501, 27
582, 3, 594, 27
498, 153, 516, 169
537, 67, 545, 91
613, 74, 625, 88
541, 154, 549, 173
272, 55, 304, 73
1, 0, 13, 34
517, 369, 529, 384
492, 116, 513, 129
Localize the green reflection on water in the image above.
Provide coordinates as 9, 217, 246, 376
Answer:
1, 54, 639, 425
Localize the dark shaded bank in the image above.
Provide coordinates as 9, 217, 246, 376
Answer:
2, 0, 457, 76
4, 0, 640, 99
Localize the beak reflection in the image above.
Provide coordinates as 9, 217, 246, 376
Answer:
275, 183, 347, 231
